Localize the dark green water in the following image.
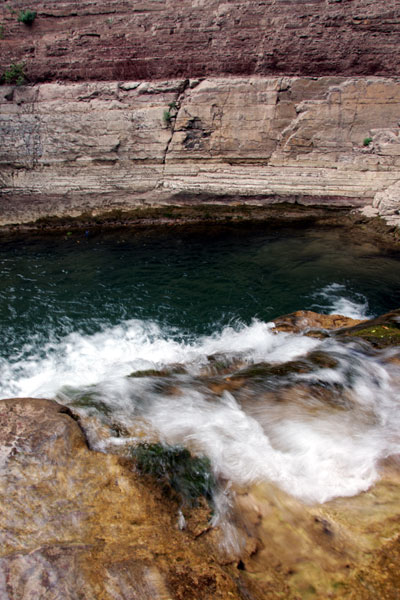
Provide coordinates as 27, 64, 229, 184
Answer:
0, 224, 399, 356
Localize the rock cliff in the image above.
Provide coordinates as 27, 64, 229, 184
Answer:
1, 0, 400, 82
1, 1, 400, 226
2, 76, 400, 225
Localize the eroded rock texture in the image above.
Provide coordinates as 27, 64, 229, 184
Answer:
0, 398, 244, 600
1, 0, 400, 82
2, 76, 400, 225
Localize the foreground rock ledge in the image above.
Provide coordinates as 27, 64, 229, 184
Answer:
0, 398, 246, 600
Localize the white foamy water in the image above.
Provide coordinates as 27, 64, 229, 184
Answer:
1, 317, 400, 505
312, 283, 373, 319
0, 319, 317, 399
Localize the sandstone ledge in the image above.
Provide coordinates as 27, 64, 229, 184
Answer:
1, 76, 400, 226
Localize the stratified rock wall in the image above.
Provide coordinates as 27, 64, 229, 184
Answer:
1, 0, 400, 225
1, 0, 400, 82
1, 76, 400, 225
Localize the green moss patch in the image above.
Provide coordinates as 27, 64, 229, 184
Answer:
128, 365, 186, 378
345, 324, 400, 348
128, 368, 170, 378
231, 352, 339, 382
68, 393, 112, 416
338, 310, 400, 349
131, 442, 216, 506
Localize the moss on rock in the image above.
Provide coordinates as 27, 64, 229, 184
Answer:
337, 309, 400, 349
131, 442, 216, 507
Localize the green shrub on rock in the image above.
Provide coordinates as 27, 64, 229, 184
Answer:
163, 101, 178, 127
163, 109, 172, 126
18, 9, 36, 25
1, 63, 26, 85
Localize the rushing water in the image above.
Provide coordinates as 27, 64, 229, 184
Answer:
1, 223, 400, 505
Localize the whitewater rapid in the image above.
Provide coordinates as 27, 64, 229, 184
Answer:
1, 292, 399, 505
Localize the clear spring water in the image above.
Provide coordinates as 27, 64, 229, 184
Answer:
1, 223, 400, 504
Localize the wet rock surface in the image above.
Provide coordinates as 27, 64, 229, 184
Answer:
2, 303, 400, 599
218, 309, 400, 598
273, 307, 400, 349
232, 466, 400, 600
211, 310, 400, 597
0, 398, 245, 599
338, 308, 400, 348
272, 309, 364, 335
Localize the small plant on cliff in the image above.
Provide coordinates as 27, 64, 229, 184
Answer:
0, 24, 4, 39
18, 9, 36, 25
363, 136, 373, 147
163, 101, 179, 127
1, 63, 26, 85
163, 109, 172, 126
131, 442, 216, 506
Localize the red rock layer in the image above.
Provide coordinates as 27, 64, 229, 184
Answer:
1, 0, 400, 82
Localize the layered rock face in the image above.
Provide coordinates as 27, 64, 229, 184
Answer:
1, 0, 400, 226
1, 0, 400, 81
2, 76, 400, 225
